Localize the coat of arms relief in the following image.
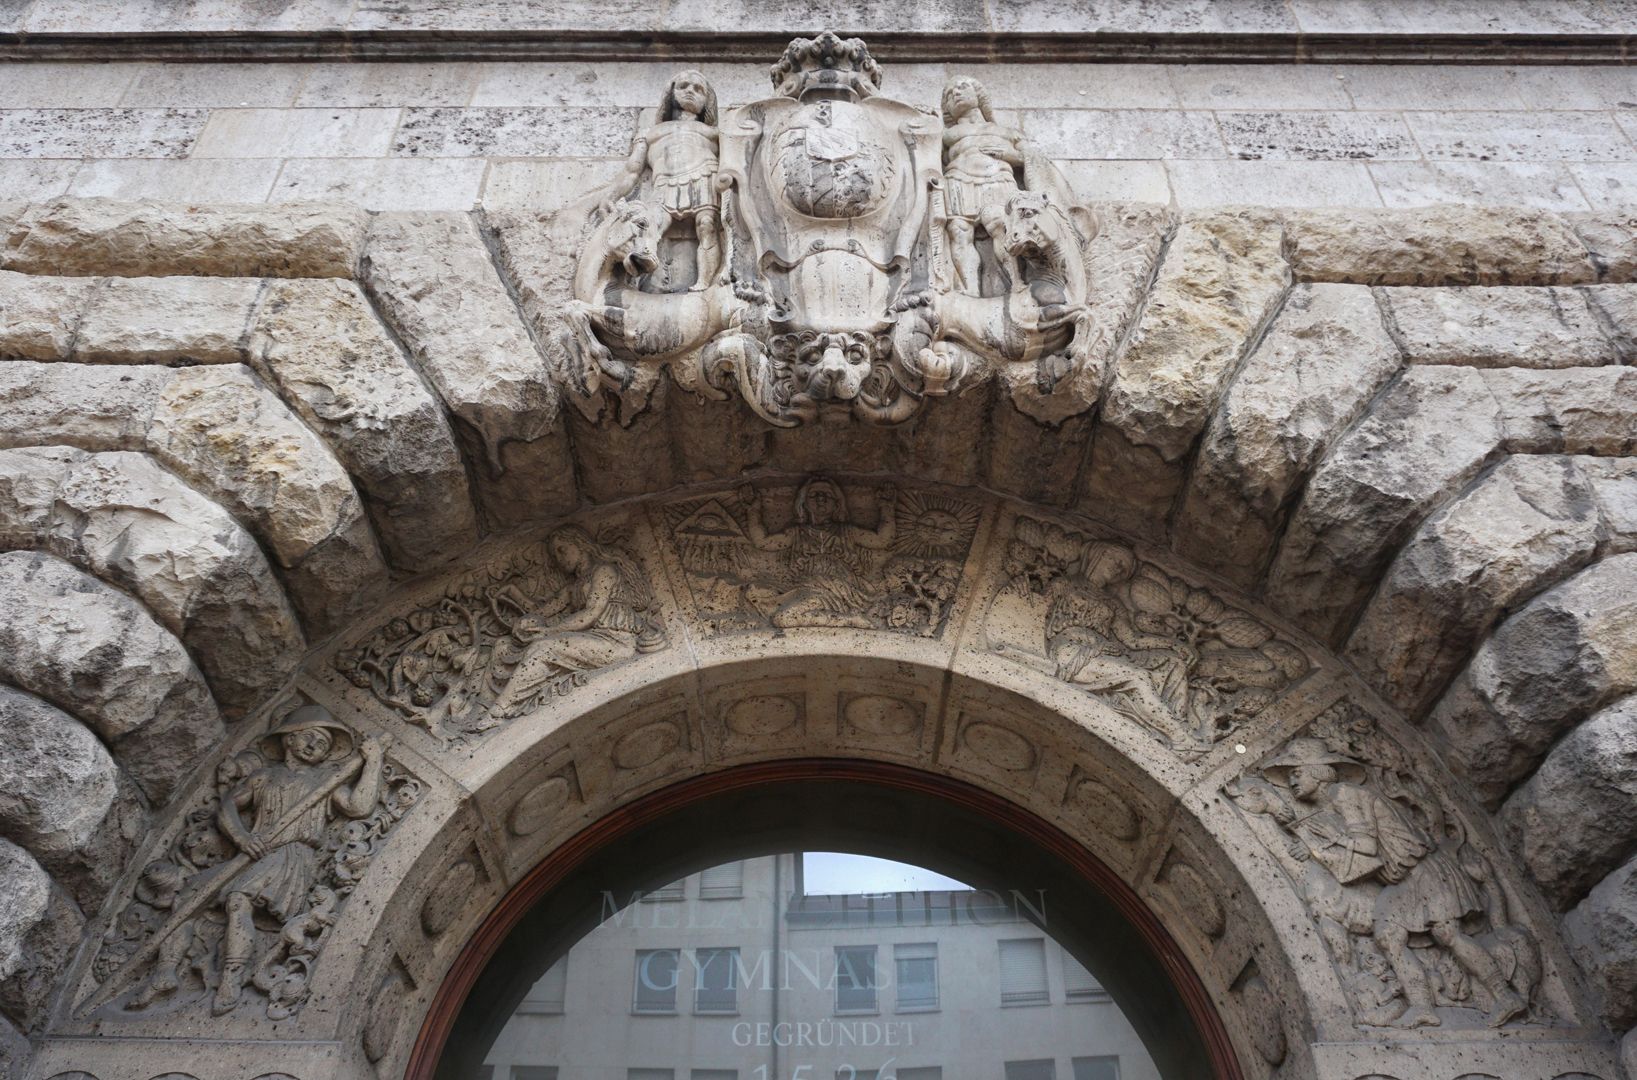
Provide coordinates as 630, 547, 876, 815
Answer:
552, 33, 1101, 427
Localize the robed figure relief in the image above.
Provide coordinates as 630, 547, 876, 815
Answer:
549, 34, 1105, 427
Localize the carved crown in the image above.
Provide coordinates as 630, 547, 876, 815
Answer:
769, 31, 883, 99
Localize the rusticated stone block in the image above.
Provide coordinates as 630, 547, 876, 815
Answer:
1079, 207, 1289, 541
0, 837, 81, 1033
0, 270, 92, 360
1566, 852, 1637, 1028
1571, 212, 1637, 282
1284, 205, 1597, 286
1380, 285, 1617, 368
0, 686, 146, 914
249, 278, 479, 572
361, 211, 576, 529
1505, 695, 1637, 911
3, 197, 367, 278
1428, 552, 1637, 808
1345, 456, 1615, 718
1174, 282, 1400, 588
74, 275, 262, 364
0, 551, 224, 806
0, 446, 305, 718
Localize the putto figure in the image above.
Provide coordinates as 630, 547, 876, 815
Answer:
604, 69, 724, 290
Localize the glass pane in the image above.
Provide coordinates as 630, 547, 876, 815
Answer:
476, 852, 1163, 1080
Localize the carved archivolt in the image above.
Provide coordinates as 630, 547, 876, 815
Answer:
30, 478, 1617, 1080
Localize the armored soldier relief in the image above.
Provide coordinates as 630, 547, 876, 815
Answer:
82, 704, 421, 1022
985, 515, 1310, 754
544, 33, 1104, 427
332, 524, 668, 740
1228, 702, 1546, 1031
661, 478, 978, 637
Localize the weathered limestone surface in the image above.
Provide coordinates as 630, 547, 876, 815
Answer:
1264, 365, 1503, 644
489, 205, 682, 503
2, 197, 367, 278
1572, 213, 1637, 283
74, 275, 261, 364
1266, 365, 1637, 645
0, 270, 93, 360
1586, 284, 1637, 362
1428, 553, 1637, 809
1173, 282, 1401, 587
0, 551, 223, 806
1566, 852, 1637, 1029
1505, 695, 1637, 911
1078, 208, 1289, 541
361, 210, 577, 528
0, 686, 145, 913
0, 838, 82, 1033
0, 1014, 27, 1080
249, 277, 479, 571
0, 359, 387, 632
1380, 285, 1617, 368
1345, 455, 1635, 718
1286, 206, 1598, 286
0, 446, 305, 717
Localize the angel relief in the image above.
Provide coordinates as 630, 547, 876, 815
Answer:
83, 704, 421, 1022
546, 32, 1104, 428
985, 516, 1310, 754
332, 524, 668, 741
663, 478, 979, 637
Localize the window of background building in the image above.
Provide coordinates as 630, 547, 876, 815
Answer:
516, 956, 568, 1015
835, 945, 878, 1013
1063, 954, 1109, 1003
1073, 1056, 1121, 1080
629, 1070, 675, 1080
634, 949, 680, 1013
836, 1070, 877, 1080
1005, 1060, 1057, 1080
642, 879, 686, 902
513, 1068, 558, 1080
694, 947, 739, 1014
894, 942, 938, 1011
999, 938, 1050, 1006
897, 1068, 943, 1080
690, 1071, 737, 1080
699, 861, 744, 899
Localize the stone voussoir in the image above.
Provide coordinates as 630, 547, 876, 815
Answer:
1078, 206, 1290, 542
1504, 694, 1637, 912
1173, 281, 1402, 588
0, 550, 225, 806
0, 837, 82, 1034
1344, 455, 1634, 719
1285, 205, 1598, 287
1265, 364, 1637, 646
2, 197, 368, 278
73, 274, 263, 365
1566, 850, 1637, 1030
360, 210, 576, 529
1428, 551, 1637, 810
0, 359, 390, 634
1378, 284, 1618, 368
0, 445, 306, 718
248, 277, 480, 572
0, 685, 147, 915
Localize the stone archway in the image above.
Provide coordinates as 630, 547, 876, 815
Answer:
23, 479, 1618, 1080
